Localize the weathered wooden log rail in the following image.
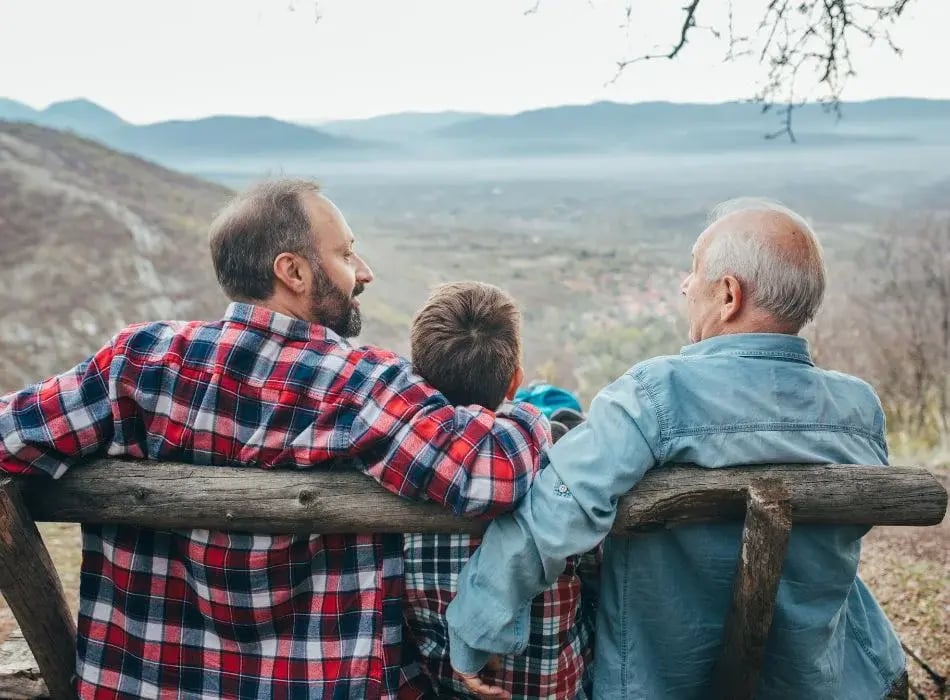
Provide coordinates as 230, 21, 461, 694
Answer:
0, 460, 946, 700
13, 459, 949, 533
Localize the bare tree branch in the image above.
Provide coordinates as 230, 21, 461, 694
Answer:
764, 103, 798, 143
724, 0, 754, 60
523, 0, 542, 16
286, 0, 322, 23
608, 0, 702, 84
524, 0, 593, 16
606, 0, 916, 140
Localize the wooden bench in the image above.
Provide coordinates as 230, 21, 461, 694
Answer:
0, 460, 946, 700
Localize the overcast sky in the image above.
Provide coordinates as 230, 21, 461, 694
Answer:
1, 0, 946, 123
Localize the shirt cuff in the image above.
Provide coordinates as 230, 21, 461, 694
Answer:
448, 625, 493, 676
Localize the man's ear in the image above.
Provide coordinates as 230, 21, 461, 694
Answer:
273, 253, 309, 294
720, 274, 743, 324
506, 366, 525, 401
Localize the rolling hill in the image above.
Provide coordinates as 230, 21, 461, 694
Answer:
0, 120, 232, 390
0, 99, 368, 166
0, 97, 131, 139
39, 98, 129, 134
0, 98, 41, 123
316, 110, 485, 141
292, 98, 950, 156
110, 115, 365, 157
435, 99, 950, 153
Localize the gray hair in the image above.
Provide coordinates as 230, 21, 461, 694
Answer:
208, 179, 321, 301
702, 197, 826, 330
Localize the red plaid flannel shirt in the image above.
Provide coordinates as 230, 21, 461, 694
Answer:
0, 303, 546, 699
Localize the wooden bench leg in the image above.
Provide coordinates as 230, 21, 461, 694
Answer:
0, 479, 77, 700
711, 481, 792, 700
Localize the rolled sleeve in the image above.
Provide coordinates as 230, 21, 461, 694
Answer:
0, 342, 115, 478
346, 355, 548, 517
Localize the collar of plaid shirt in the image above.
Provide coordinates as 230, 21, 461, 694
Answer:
0, 303, 547, 699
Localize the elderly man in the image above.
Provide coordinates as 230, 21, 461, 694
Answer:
0, 179, 547, 698
447, 199, 906, 699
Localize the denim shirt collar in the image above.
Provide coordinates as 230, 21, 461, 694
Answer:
680, 333, 814, 365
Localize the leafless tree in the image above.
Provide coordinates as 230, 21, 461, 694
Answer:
534, 1, 917, 141
811, 217, 950, 450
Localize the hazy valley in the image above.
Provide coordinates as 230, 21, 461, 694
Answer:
2, 99, 950, 404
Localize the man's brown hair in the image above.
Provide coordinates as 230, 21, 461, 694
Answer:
410, 281, 521, 409
208, 179, 321, 301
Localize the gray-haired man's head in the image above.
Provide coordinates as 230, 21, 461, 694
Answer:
680, 197, 826, 343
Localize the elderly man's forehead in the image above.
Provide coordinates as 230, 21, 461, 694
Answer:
701, 207, 818, 264
715, 208, 801, 237
692, 225, 716, 256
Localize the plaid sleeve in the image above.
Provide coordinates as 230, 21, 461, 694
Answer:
0, 342, 114, 479
343, 353, 548, 518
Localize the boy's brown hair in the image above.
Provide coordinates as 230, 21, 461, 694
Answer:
411, 281, 521, 409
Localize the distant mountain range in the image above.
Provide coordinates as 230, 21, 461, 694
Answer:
315, 111, 483, 141
438, 99, 950, 137
432, 99, 950, 153
0, 98, 365, 164
2, 97, 949, 166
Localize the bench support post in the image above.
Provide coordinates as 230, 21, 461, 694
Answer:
711, 481, 792, 700
0, 479, 77, 700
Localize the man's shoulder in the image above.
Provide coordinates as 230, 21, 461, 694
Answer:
348, 343, 408, 367
112, 322, 409, 365
632, 351, 878, 392
817, 368, 886, 420
626, 352, 692, 386
112, 319, 216, 353
820, 367, 880, 397
340, 344, 417, 388
626, 351, 884, 419
627, 349, 887, 451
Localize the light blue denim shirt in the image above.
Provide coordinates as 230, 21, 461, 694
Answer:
446, 333, 905, 699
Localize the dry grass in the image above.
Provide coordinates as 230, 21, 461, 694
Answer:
0, 522, 82, 642
859, 466, 949, 700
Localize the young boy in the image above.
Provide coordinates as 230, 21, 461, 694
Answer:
404, 281, 595, 699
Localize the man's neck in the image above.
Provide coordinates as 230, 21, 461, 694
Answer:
724, 310, 798, 336
247, 295, 306, 322
716, 326, 798, 337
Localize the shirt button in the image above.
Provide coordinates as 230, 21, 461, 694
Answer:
558, 484, 569, 494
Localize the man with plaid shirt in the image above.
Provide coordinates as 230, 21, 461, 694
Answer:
0, 180, 547, 699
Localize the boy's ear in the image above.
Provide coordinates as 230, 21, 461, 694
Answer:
506, 366, 525, 401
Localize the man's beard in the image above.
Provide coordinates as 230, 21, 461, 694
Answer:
308, 262, 363, 338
